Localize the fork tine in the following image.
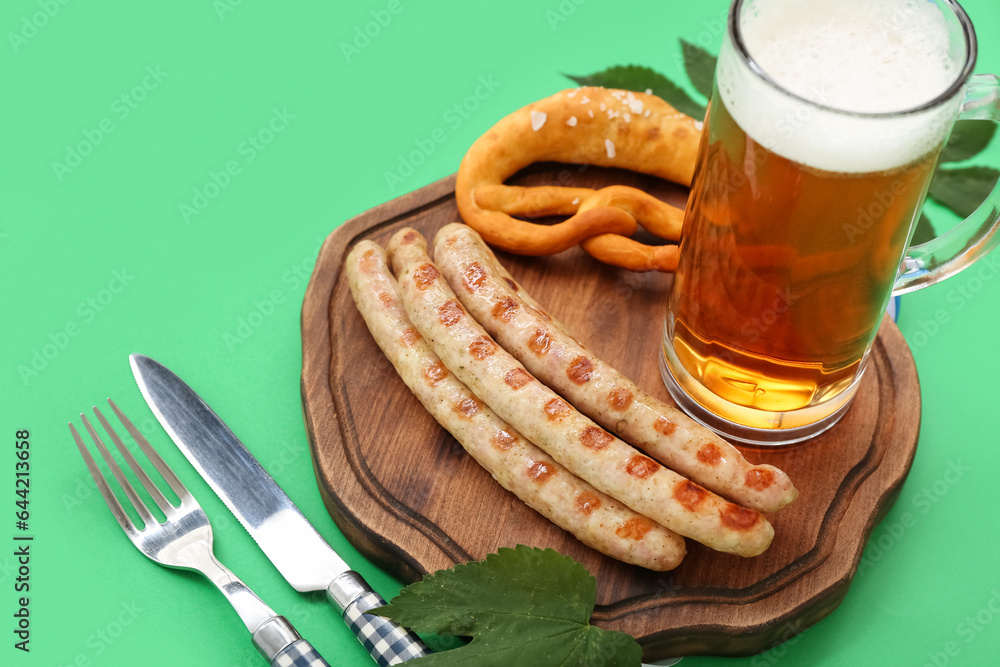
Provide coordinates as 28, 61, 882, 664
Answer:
93, 404, 175, 516
81, 413, 158, 528
107, 398, 192, 505
69, 422, 139, 536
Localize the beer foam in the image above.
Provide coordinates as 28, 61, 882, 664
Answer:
718, 0, 963, 173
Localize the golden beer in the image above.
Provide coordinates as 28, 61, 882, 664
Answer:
660, 0, 976, 441
666, 93, 940, 427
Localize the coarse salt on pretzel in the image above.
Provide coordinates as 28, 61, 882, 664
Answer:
455, 86, 702, 270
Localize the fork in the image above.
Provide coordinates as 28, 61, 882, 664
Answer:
70, 398, 332, 667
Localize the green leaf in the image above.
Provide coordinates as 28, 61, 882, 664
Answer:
940, 120, 996, 163
927, 166, 1000, 218
680, 39, 717, 100
565, 65, 706, 120
373, 545, 643, 666
911, 213, 936, 246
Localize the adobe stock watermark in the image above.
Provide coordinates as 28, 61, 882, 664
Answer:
545, 0, 587, 31
221, 235, 323, 351
584, 625, 640, 667
749, 621, 810, 667
921, 590, 1000, 667
263, 438, 310, 477
720, 81, 833, 176
739, 288, 797, 344
340, 0, 408, 64
61, 416, 160, 515
17, 268, 136, 386
654, 575, 682, 599
857, 459, 970, 576
357, 341, 395, 389
586, 269, 659, 332
178, 106, 296, 224
384, 75, 501, 192
51, 65, 169, 183
57, 600, 145, 666
904, 250, 1000, 352
773, 82, 833, 136
7, 0, 73, 54
877, 0, 923, 38
842, 160, 934, 244
213, 0, 249, 21
670, 5, 731, 69
0, 552, 25, 587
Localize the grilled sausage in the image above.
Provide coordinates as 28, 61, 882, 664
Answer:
432, 223, 798, 512
346, 239, 686, 570
387, 228, 774, 557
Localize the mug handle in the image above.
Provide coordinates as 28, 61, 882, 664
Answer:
894, 73, 1000, 295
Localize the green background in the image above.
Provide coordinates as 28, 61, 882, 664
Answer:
2, 0, 999, 665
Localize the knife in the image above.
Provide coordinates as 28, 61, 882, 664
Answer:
130, 353, 431, 666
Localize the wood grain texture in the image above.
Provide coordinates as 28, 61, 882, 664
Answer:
300, 167, 921, 660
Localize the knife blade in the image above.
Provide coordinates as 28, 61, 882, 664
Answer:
130, 353, 430, 666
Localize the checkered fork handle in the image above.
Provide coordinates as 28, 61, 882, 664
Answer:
344, 590, 431, 665
270, 638, 331, 667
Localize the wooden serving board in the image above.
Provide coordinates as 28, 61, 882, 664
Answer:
300, 167, 921, 660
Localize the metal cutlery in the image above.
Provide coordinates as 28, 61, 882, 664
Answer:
129, 353, 430, 666
70, 398, 331, 666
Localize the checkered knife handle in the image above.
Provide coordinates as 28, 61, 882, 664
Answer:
341, 587, 431, 665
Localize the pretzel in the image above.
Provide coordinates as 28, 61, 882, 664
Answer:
455, 86, 702, 271
577, 185, 682, 272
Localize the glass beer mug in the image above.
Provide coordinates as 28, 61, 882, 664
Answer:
660, 0, 1000, 445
